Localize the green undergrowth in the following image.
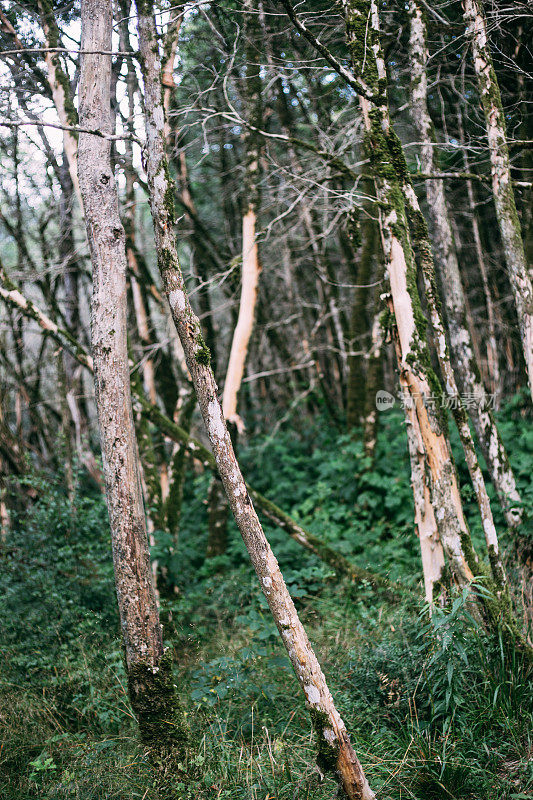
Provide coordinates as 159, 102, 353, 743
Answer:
0, 394, 532, 798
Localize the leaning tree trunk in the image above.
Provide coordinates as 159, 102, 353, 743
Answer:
408, 0, 522, 532
462, 0, 533, 400
134, 2, 376, 796
78, 0, 188, 761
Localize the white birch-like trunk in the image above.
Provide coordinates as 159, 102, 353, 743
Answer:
222, 207, 261, 429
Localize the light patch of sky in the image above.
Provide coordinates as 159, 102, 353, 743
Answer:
0, 4, 196, 206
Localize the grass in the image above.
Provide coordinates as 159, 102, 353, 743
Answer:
1, 399, 532, 798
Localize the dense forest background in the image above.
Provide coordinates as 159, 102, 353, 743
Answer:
0, 0, 532, 798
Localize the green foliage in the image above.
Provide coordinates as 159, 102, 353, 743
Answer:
1, 398, 532, 798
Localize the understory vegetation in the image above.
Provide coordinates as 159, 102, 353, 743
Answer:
2, 396, 532, 800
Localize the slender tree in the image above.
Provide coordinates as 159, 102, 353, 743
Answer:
78, 0, 188, 761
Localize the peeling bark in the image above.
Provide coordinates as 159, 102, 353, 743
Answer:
400, 368, 445, 604
344, 0, 476, 592
406, 1, 511, 584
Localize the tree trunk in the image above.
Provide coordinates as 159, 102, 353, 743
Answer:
341, 0, 531, 647
408, 0, 522, 532
362, 310, 383, 461
135, 4, 376, 795
399, 362, 445, 604
347, 186, 378, 428
38, 1, 82, 208
462, 0, 533, 399
344, 0, 475, 593
78, 0, 188, 760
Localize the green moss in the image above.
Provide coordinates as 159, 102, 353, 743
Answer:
54, 63, 78, 128
309, 708, 340, 778
344, 0, 379, 90
157, 160, 175, 224
158, 246, 177, 276
194, 332, 211, 366
432, 563, 451, 602
127, 649, 189, 757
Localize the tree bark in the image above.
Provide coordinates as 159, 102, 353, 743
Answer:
462, 0, 533, 399
135, 3, 376, 795
399, 364, 445, 604
343, 0, 475, 593
408, 0, 522, 533
78, 0, 188, 760
347, 186, 378, 429
339, 0, 530, 646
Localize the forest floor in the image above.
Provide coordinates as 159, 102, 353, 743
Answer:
1, 394, 532, 799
